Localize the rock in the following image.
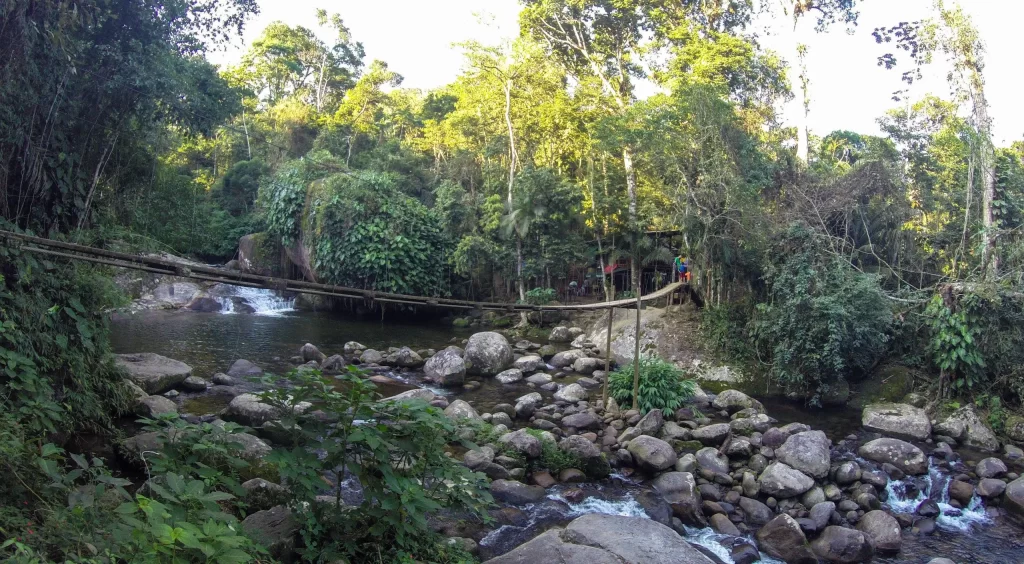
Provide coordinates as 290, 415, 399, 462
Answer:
464, 447, 495, 470
659, 421, 689, 441
1004, 476, 1024, 522
482, 528, 622, 564
559, 468, 587, 483
570, 334, 594, 349
801, 486, 826, 508
776, 430, 831, 479
554, 383, 588, 403
549, 326, 572, 342
491, 412, 513, 428
948, 480, 974, 506
724, 435, 753, 458
695, 447, 730, 475
386, 347, 423, 368
710, 513, 741, 536
444, 399, 480, 420
424, 348, 466, 386
532, 470, 557, 488
711, 389, 764, 414
537, 344, 557, 359
343, 341, 366, 354
633, 409, 665, 436
935, 406, 999, 452
576, 377, 600, 390
561, 411, 601, 430
856, 509, 902, 553
834, 461, 862, 485
211, 373, 235, 385
242, 479, 288, 512
742, 472, 760, 498
758, 462, 815, 498
499, 429, 542, 459
515, 392, 543, 418
490, 479, 546, 505
756, 514, 817, 564
653, 472, 706, 527
858, 438, 928, 475
299, 343, 326, 363
550, 349, 587, 369
739, 496, 774, 526
976, 457, 1008, 478
560, 514, 716, 564
320, 354, 345, 372
627, 435, 678, 473
224, 393, 310, 427
181, 376, 209, 392
526, 373, 552, 385
465, 332, 514, 375
977, 478, 1005, 498
862, 402, 931, 441
572, 357, 602, 374
691, 423, 730, 446
241, 506, 299, 560
359, 349, 383, 364
225, 432, 273, 460
382, 388, 436, 403
115, 353, 192, 394
811, 526, 875, 563
513, 355, 545, 373
926, 560, 956, 564
136, 395, 177, 418
730, 414, 773, 435
495, 368, 524, 384
810, 501, 836, 530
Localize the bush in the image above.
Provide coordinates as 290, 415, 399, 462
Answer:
608, 356, 697, 415
524, 287, 557, 305
751, 223, 892, 405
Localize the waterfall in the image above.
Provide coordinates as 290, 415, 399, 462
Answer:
210, 284, 295, 316
883, 460, 991, 531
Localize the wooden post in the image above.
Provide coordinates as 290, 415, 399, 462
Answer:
631, 292, 642, 411
601, 306, 614, 408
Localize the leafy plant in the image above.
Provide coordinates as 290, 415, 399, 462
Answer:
608, 356, 697, 415
524, 287, 556, 305
926, 292, 984, 395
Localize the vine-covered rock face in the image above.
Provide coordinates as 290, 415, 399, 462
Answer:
464, 332, 513, 376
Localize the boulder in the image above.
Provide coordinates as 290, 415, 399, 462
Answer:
343, 341, 366, 354
499, 429, 542, 459
242, 505, 299, 560
710, 513, 741, 536
561, 411, 602, 430
730, 414, 773, 435
211, 373, 235, 386
758, 462, 815, 498
382, 388, 436, 403
634, 409, 665, 436
443, 400, 480, 420
711, 389, 764, 414
482, 529, 623, 564
424, 348, 466, 386
810, 501, 836, 530
490, 479, 546, 505
756, 514, 817, 564
321, 354, 345, 373
513, 355, 546, 373
464, 447, 495, 470
115, 353, 192, 394
559, 435, 611, 478
554, 383, 588, 403
977, 478, 1006, 498
862, 403, 931, 441
515, 392, 543, 418
1004, 476, 1024, 522
976, 457, 1008, 479
627, 435, 678, 473
224, 393, 310, 427
136, 395, 178, 418
388, 347, 423, 368
652, 471, 706, 527
242, 479, 288, 512
834, 461, 862, 485
495, 368, 524, 384
935, 406, 999, 452
359, 349, 384, 365
691, 423, 730, 446
550, 349, 587, 369
299, 343, 326, 363
465, 332, 514, 376
856, 509, 902, 553
776, 430, 831, 479
738, 496, 773, 526
549, 326, 572, 342
572, 357, 602, 374
858, 438, 928, 475
811, 526, 875, 563
561, 514, 716, 564
695, 447, 730, 475
181, 376, 209, 392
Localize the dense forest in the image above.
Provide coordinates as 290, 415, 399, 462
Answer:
2, 0, 1024, 561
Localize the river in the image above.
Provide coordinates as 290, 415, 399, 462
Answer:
109, 294, 1024, 564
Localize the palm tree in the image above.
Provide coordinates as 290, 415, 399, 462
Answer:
500, 197, 547, 326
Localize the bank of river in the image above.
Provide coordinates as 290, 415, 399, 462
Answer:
110, 305, 1024, 564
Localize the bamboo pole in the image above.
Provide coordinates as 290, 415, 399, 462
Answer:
631, 290, 642, 411
601, 306, 614, 409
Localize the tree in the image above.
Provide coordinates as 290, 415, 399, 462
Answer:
331, 60, 403, 165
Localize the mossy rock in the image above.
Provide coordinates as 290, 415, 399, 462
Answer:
673, 440, 706, 453
854, 364, 918, 408
490, 316, 513, 328
453, 318, 471, 328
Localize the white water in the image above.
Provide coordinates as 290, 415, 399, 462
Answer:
213, 285, 295, 316
883, 460, 991, 531
547, 491, 649, 518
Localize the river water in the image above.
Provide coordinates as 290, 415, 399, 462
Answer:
109, 292, 1024, 564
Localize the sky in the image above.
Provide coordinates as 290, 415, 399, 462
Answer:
208, 0, 1024, 145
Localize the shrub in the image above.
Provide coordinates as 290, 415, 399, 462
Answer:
524, 287, 557, 305
751, 223, 892, 405
608, 356, 697, 415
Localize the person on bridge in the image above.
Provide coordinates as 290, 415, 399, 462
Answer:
674, 255, 691, 284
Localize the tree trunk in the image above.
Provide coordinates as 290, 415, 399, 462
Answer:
623, 146, 640, 295
516, 236, 528, 325
974, 89, 998, 279
631, 294, 642, 411
795, 42, 810, 164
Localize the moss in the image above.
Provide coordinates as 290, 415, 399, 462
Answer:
452, 318, 470, 328
490, 316, 512, 328
674, 440, 705, 453
856, 364, 917, 407
182, 394, 231, 416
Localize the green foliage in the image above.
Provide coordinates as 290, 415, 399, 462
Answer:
524, 288, 557, 305
256, 367, 492, 562
751, 224, 893, 404
700, 302, 755, 362
925, 293, 984, 393
608, 356, 696, 415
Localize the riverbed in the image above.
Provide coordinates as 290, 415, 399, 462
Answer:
110, 304, 1024, 564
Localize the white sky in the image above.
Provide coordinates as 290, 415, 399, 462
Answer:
209, 0, 1024, 146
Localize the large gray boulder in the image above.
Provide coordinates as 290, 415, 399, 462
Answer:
465, 332, 513, 376
559, 435, 611, 478
513, 355, 545, 373
934, 406, 999, 452
572, 357, 602, 374
424, 348, 466, 386
224, 393, 310, 427
811, 526, 875, 563
561, 514, 715, 564
387, 347, 424, 368
242, 505, 299, 560
856, 509, 902, 553
115, 353, 192, 394
739, 496, 773, 526
776, 430, 831, 479
561, 411, 602, 430
695, 447, 730, 475
359, 349, 384, 364
443, 399, 480, 420
1004, 476, 1024, 522
227, 359, 263, 377
382, 388, 436, 403
495, 368, 524, 384
549, 326, 572, 343
136, 395, 178, 418
627, 435, 678, 473
711, 389, 764, 414
758, 462, 815, 498
553, 383, 588, 403
550, 349, 587, 369
862, 403, 931, 441
652, 472, 706, 527
498, 429, 542, 459
299, 343, 326, 363
691, 423, 730, 446
756, 514, 817, 564
483, 529, 622, 564
490, 479, 546, 505
858, 438, 928, 475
